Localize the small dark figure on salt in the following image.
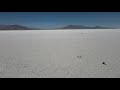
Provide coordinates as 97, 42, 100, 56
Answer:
77, 56, 82, 59
102, 62, 107, 65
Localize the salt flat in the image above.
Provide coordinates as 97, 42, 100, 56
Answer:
0, 29, 120, 78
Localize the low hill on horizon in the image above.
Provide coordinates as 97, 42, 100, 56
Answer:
0, 25, 32, 30
58, 25, 114, 29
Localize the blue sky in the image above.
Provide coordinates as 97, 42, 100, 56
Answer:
0, 12, 120, 29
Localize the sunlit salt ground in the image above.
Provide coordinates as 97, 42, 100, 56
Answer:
0, 29, 120, 78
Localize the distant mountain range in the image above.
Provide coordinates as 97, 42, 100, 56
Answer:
0, 25, 32, 30
58, 25, 114, 29
0, 24, 115, 30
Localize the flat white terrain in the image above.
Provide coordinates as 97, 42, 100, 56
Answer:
0, 29, 120, 78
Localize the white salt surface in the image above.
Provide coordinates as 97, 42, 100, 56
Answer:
0, 29, 120, 78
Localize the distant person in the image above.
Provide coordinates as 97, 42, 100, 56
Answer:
102, 62, 107, 65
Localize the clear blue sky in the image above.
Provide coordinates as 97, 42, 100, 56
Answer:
0, 12, 120, 29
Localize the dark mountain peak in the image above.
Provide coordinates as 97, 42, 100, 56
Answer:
59, 25, 112, 29
0, 24, 32, 30
60, 25, 86, 29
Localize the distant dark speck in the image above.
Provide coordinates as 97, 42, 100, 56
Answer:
102, 62, 107, 65
77, 56, 82, 59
